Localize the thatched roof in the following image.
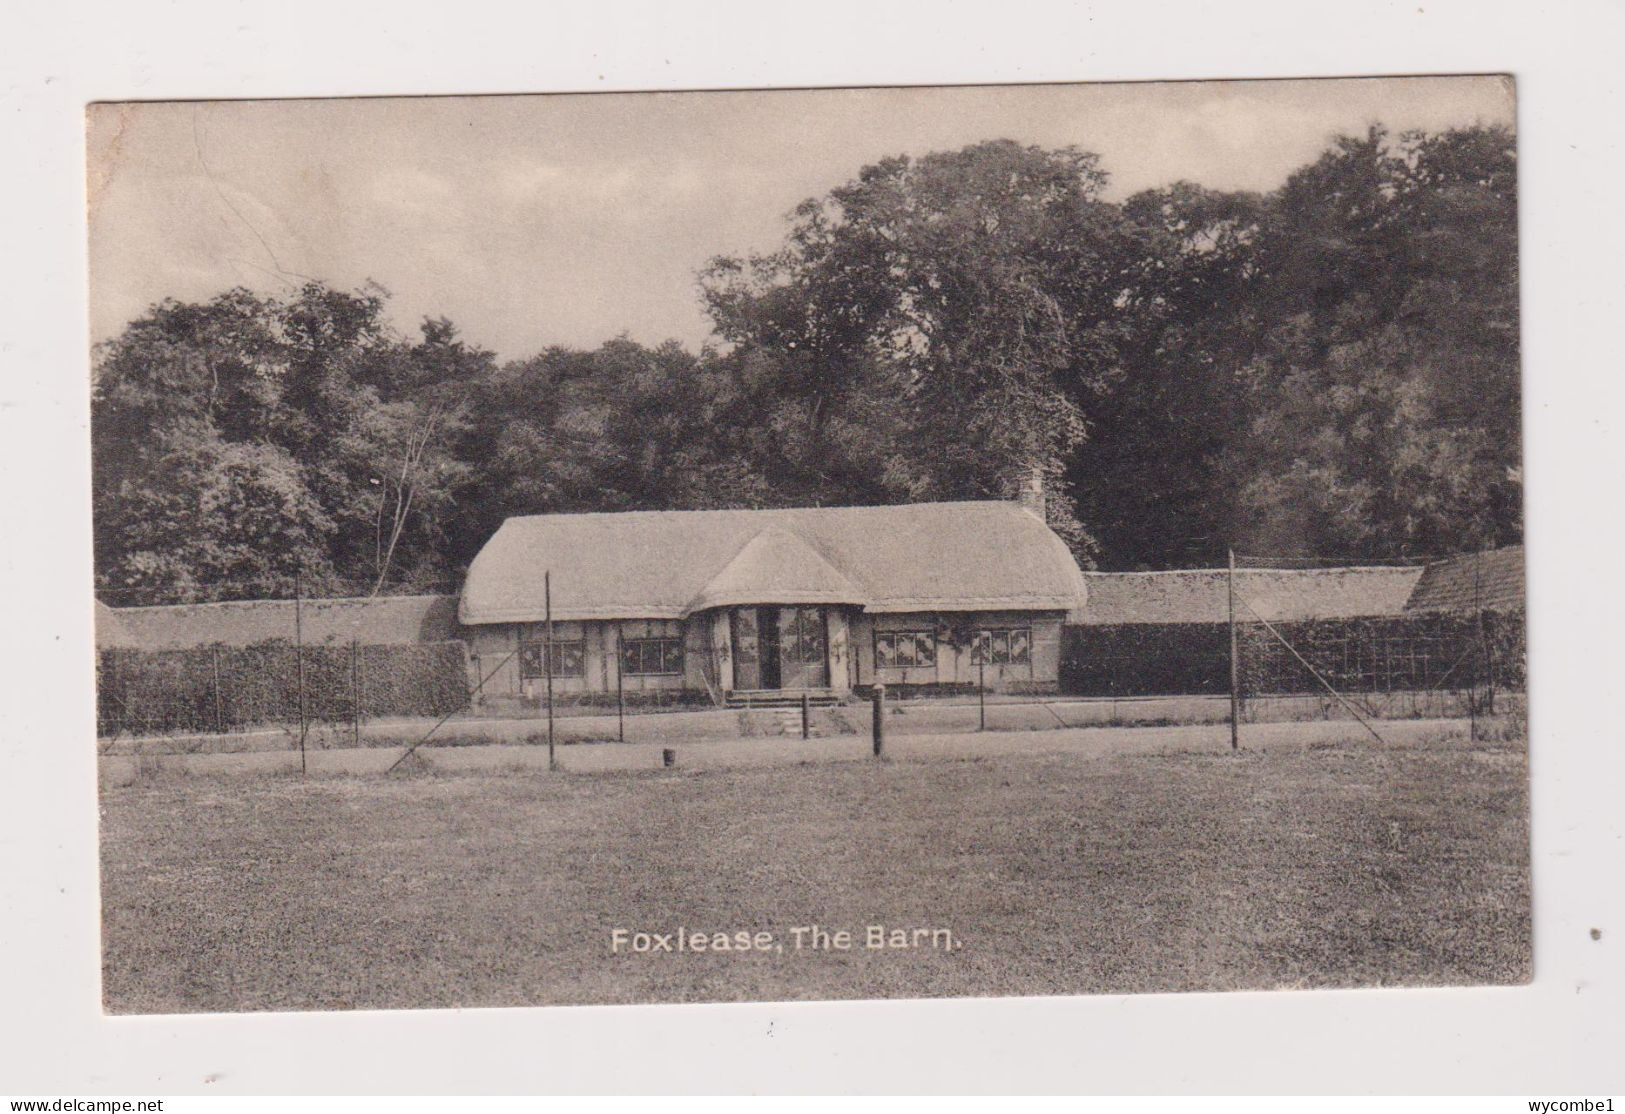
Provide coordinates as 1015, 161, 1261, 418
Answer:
685, 526, 868, 612
1405, 545, 1525, 613
104, 594, 461, 650
460, 501, 1089, 624
1077, 567, 1423, 626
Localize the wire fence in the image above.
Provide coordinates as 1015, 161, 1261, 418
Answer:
97, 548, 1526, 762
1061, 614, 1522, 701
1226, 550, 1522, 743
1058, 547, 1525, 746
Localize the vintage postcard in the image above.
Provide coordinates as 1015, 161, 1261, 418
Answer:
88, 77, 1527, 1014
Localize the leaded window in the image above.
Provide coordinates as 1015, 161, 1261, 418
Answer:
971, 627, 1031, 666
780, 607, 827, 665
519, 638, 586, 678
622, 636, 684, 676
874, 630, 937, 669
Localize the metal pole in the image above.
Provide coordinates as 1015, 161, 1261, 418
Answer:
545, 570, 555, 770
871, 684, 885, 757
801, 692, 810, 739
1467, 672, 1477, 740
295, 568, 307, 774
351, 638, 361, 747
1228, 549, 1240, 750
1471, 552, 1484, 739
211, 644, 224, 735
616, 623, 625, 743
1476, 550, 1495, 716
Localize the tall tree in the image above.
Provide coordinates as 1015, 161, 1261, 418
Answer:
451, 337, 785, 542
93, 126, 1521, 599
92, 283, 486, 601
1070, 182, 1266, 567
1232, 125, 1520, 559
701, 140, 1139, 560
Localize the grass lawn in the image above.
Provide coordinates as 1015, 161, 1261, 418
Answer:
100, 733, 1530, 1013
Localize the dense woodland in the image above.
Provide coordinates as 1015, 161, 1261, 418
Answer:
92, 125, 1520, 604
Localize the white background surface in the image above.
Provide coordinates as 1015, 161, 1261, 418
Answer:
1, 0, 1621, 1095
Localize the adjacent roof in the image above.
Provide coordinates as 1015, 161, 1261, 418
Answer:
1405, 545, 1525, 613
459, 501, 1090, 624
104, 594, 461, 651
94, 600, 139, 649
1077, 567, 1424, 626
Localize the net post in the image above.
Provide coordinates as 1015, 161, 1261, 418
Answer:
351, 638, 361, 747
1477, 549, 1495, 718
1228, 549, 1240, 750
545, 569, 555, 771
211, 644, 224, 736
295, 566, 307, 774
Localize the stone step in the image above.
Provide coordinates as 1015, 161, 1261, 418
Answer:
773, 708, 824, 734
724, 691, 841, 709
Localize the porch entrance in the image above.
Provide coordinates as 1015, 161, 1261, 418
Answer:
729, 606, 829, 691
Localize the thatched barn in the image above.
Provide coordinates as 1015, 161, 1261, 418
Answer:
458, 497, 1089, 706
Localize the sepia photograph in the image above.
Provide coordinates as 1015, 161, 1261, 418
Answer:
86, 76, 1529, 1015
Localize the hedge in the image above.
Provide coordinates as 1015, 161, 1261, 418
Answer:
97, 639, 470, 736
1059, 623, 1232, 697
1061, 610, 1526, 698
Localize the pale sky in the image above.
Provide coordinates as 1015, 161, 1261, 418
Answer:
87, 76, 1514, 361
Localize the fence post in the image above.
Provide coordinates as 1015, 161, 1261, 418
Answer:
545, 570, 556, 771
871, 684, 885, 757
801, 692, 810, 739
351, 638, 361, 747
295, 568, 307, 774
211, 644, 224, 735
1477, 552, 1496, 716
978, 660, 986, 731
1228, 549, 1240, 750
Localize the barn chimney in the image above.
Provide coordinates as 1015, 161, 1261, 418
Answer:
1016, 464, 1046, 521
